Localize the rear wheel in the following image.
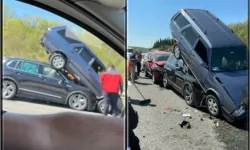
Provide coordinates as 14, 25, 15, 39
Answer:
162, 72, 169, 88
68, 93, 89, 111
2, 80, 17, 99
173, 45, 181, 59
206, 95, 220, 117
145, 69, 149, 77
152, 72, 157, 84
183, 84, 195, 106
50, 53, 66, 70
97, 100, 111, 114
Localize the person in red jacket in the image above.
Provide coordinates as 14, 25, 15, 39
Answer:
100, 64, 123, 117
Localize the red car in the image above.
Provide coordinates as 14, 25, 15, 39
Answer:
144, 51, 171, 84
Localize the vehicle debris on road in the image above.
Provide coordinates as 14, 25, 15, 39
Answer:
179, 120, 191, 129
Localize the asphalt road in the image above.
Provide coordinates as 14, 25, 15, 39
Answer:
128, 72, 248, 150
3, 97, 102, 115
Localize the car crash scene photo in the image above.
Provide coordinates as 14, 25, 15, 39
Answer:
2, 0, 126, 150
127, 0, 248, 150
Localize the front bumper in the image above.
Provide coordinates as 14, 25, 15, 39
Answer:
222, 106, 248, 123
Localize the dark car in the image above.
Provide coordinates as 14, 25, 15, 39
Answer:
170, 9, 248, 122
40, 26, 106, 99
144, 51, 170, 83
162, 54, 204, 107
2, 57, 100, 112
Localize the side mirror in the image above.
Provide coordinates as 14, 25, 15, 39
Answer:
201, 62, 208, 69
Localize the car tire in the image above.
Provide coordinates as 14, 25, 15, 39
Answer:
152, 72, 157, 84
206, 94, 220, 117
97, 100, 111, 114
50, 53, 66, 70
2, 80, 17, 99
183, 84, 195, 106
162, 72, 169, 88
145, 69, 149, 77
173, 44, 181, 59
68, 93, 89, 111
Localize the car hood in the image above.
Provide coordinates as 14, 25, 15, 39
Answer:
214, 70, 248, 105
155, 61, 166, 66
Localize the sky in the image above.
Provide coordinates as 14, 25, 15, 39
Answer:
4, 0, 248, 48
3, 0, 85, 33
128, 0, 248, 48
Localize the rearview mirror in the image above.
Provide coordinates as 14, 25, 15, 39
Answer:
201, 62, 208, 69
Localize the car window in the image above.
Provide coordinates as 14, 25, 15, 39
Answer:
74, 46, 94, 63
181, 27, 198, 47
7, 60, 18, 68
211, 47, 248, 72
194, 40, 208, 65
154, 54, 169, 61
42, 66, 62, 80
21, 61, 39, 74
175, 13, 189, 28
167, 54, 173, 64
57, 28, 82, 44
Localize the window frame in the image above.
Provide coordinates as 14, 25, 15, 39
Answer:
6, 60, 19, 69
181, 26, 199, 49
193, 39, 210, 66
174, 13, 190, 29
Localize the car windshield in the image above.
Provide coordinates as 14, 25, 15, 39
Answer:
154, 54, 169, 61
74, 46, 105, 74
211, 47, 248, 72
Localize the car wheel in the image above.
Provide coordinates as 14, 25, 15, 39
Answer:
183, 84, 194, 106
145, 69, 149, 77
97, 100, 111, 114
152, 72, 157, 84
174, 45, 181, 59
68, 93, 89, 111
206, 95, 220, 117
50, 53, 66, 70
2, 80, 17, 99
162, 72, 169, 88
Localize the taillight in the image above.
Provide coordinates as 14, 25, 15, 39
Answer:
44, 31, 49, 37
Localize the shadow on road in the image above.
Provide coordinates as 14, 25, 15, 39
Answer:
129, 98, 157, 107
135, 81, 152, 86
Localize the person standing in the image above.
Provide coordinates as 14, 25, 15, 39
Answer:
136, 52, 142, 77
100, 64, 123, 117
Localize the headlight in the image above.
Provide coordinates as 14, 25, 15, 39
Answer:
232, 96, 248, 117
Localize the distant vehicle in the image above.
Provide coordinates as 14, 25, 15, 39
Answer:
144, 51, 171, 83
162, 54, 203, 106
40, 26, 106, 99
2, 57, 97, 111
127, 47, 134, 54
170, 9, 248, 122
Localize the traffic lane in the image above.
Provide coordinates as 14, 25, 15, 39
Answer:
128, 74, 246, 150
3, 97, 102, 115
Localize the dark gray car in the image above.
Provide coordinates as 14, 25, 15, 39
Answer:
40, 26, 106, 99
170, 9, 248, 122
2, 57, 98, 111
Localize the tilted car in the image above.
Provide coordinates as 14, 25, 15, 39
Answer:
144, 51, 171, 83
2, 57, 97, 111
170, 9, 248, 122
41, 26, 106, 99
162, 54, 204, 107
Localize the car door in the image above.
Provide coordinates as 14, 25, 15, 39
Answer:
14, 60, 46, 98
165, 54, 177, 84
145, 53, 151, 71
174, 59, 185, 93
37, 65, 69, 103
